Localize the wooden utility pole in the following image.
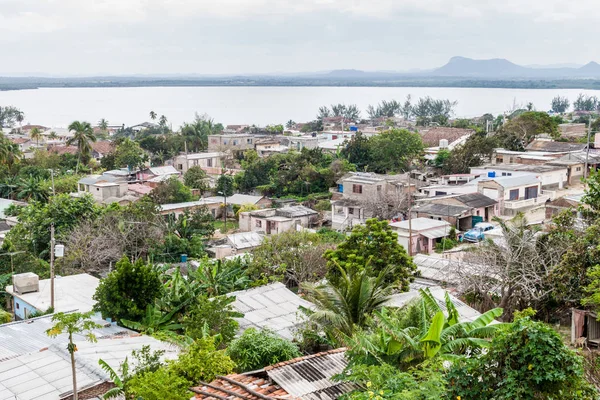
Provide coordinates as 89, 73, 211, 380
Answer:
585, 118, 592, 180
407, 174, 413, 256
50, 223, 55, 309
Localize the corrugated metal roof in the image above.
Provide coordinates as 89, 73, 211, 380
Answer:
452, 192, 498, 208
276, 206, 318, 218
421, 227, 451, 239
265, 349, 355, 398
0, 313, 131, 362
415, 203, 471, 216
227, 232, 264, 250
204, 194, 266, 206
390, 217, 450, 232
160, 199, 220, 212
230, 282, 314, 340
148, 166, 179, 176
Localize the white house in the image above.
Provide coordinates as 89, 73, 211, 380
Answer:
470, 164, 568, 190
239, 205, 318, 234
173, 152, 225, 174
474, 175, 550, 216
389, 218, 452, 255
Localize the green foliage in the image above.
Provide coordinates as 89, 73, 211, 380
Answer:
183, 295, 242, 345
183, 166, 209, 193
432, 149, 450, 168
446, 317, 597, 399
3, 193, 101, 259
551, 95, 570, 113
191, 258, 251, 296
302, 266, 393, 343
216, 174, 235, 197
324, 219, 416, 290
227, 328, 301, 372
170, 337, 235, 383
497, 111, 560, 150
342, 129, 423, 174
46, 311, 101, 352
574, 93, 599, 112
513, 307, 537, 321
340, 362, 447, 400
113, 138, 147, 170
434, 238, 458, 253
126, 367, 190, 400
16, 176, 49, 202
93, 255, 163, 322
0, 307, 12, 323
66, 120, 96, 170
440, 134, 498, 174
150, 176, 193, 204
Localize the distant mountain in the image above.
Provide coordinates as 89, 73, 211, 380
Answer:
430, 56, 600, 78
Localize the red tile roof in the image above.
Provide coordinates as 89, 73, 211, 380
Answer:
49, 145, 78, 155
91, 141, 114, 155
10, 138, 30, 144
192, 374, 291, 400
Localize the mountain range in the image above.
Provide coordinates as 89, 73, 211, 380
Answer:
324, 57, 600, 79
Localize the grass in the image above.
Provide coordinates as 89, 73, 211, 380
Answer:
213, 219, 239, 234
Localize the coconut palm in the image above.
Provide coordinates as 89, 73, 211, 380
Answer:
301, 264, 393, 344
67, 121, 96, 173
48, 131, 58, 140
0, 137, 21, 168
285, 120, 296, 129
15, 111, 24, 132
98, 118, 109, 132
0, 175, 20, 199
17, 176, 50, 202
159, 115, 167, 127
149, 111, 157, 121
29, 127, 42, 147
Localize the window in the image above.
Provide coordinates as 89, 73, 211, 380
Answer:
476, 211, 480, 216
247, 138, 252, 144
207, 159, 212, 167
16, 303, 19, 309
223, 140, 228, 145
352, 184, 363, 194
211, 139, 218, 144
509, 189, 519, 200
177, 164, 183, 170
501, 172, 512, 176
377, 185, 382, 192
576, 167, 582, 172
332, 135, 338, 140
233, 140, 238, 145
256, 220, 262, 228
348, 207, 354, 215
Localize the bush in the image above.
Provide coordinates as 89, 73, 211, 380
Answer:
183, 295, 241, 345
227, 328, 301, 372
169, 337, 235, 383
434, 238, 458, 253
446, 317, 598, 399
126, 367, 190, 400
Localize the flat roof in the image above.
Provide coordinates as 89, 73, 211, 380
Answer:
204, 193, 265, 205
390, 217, 451, 232
160, 199, 220, 212
6, 273, 99, 314
179, 152, 223, 160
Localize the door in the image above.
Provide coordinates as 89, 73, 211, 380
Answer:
485, 207, 489, 221
524, 186, 538, 200
266, 221, 272, 234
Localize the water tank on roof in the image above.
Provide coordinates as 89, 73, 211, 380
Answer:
12, 272, 39, 294
350, 126, 358, 132
488, 171, 496, 178
439, 139, 449, 149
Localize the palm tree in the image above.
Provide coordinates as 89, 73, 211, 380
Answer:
46, 312, 101, 400
15, 111, 24, 132
0, 175, 19, 199
48, 131, 58, 140
29, 127, 42, 147
159, 115, 167, 127
301, 264, 393, 344
67, 121, 96, 173
17, 176, 50, 202
0, 138, 22, 168
149, 111, 157, 121
347, 289, 503, 369
286, 120, 296, 129
98, 118, 109, 132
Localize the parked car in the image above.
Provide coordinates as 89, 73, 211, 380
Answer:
464, 222, 495, 242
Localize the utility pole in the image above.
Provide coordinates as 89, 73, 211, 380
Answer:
223, 193, 227, 233
585, 118, 592, 180
407, 173, 413, 257
50, 169, 56, 196
50, 223, 55, 310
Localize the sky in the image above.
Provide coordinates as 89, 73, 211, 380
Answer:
0, 0, 598, 76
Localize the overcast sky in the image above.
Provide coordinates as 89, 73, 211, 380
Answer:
1, 0, 598, 76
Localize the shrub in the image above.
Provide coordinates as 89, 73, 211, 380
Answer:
227, 328, 301, 372
126, 367, 190, 400
169, 337, 235, 383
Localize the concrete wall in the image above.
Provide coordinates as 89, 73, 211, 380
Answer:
12, 296, 39, 320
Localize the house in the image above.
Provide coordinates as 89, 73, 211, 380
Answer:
474, 175, 548, 216
173, 152, 226, 174
423, 192, 499, 229
127, 182, 154, 196
418, 183, 479, 198
525, 140, 587, 153
204, 193, 272, 217
545, 193, 585, 220
389, 218, 452, 255
320, 130, 355, 141
492, 148, 561, 165
0, 313, 179, 399
571, 309, 600, 347
255, 139, 289, 157
439, 173, 481, 185
471, 164, 568, 190
136, 165, 180, 182
130, 122, 159, 132
6, 273, 99, 320
331, 172, 414, 230
419, 127, 474, 148
9, 137, 34, 152
317, 137, 347, 153
209, 231, 265, 259
547, 152, 600, 185
159, 198, 221, 218
229, 282, 314, 340
283, 135, 320, 151
90, 141, 114, 160
239, 206, 319, 234
76, 174, 132, 204
192, 348, 355, 400
207, 134, 255, 155
559, 123, 588, 139
19, 124, 48, 134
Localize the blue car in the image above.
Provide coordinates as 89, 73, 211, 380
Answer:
464, 222, 495, 242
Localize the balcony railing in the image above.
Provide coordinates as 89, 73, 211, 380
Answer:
504, 194, 551, 209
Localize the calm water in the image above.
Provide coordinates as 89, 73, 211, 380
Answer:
1, 86, 600, 129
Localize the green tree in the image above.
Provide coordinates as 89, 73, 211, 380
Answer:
113, 138, 146, 171
496, 111, 560, 150
159, 115, 168, 128
150, 176, 193, 204
302, 265, 393, 343
183, 295, 242, 344
446, 317, 597, 399
46, 312, 101, 400
432, 149, 450, 168
227, 328, 301, 372
149, 111, 157, 121
29, 126, 42, 147
285, 120, 296, 129
0, 133, 22, 168
93, 255, 163, 322
441, 134, 498, 174
574, 93, 599, 112
183, 166, 209, 193
366, 129, 424, 173
98, 118, 109, 132
169, 337, 235, 384
126, 367, 190, 400
551, 95, 570, 113
216, 174, 234, 197
0, 105, 23, 128
67, 121, 96, 173
324, 219, 416, 290
17, 176, 50, 202
191, 258, 251, 296
341, 132, 373, 171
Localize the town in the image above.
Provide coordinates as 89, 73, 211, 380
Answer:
1, 93, 600, 399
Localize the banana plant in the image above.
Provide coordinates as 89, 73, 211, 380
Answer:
98, 358, 128, 399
